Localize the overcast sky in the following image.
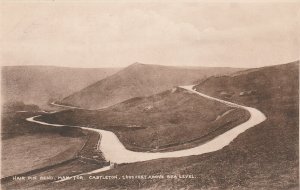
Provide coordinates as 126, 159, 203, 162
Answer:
1, 1, 299, 68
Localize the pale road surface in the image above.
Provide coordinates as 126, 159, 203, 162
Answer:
50, 102, 83, 109
27, 85, 266, 163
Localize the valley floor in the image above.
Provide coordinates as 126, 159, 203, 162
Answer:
1, 112, 108, 189
1, 133, 85, 177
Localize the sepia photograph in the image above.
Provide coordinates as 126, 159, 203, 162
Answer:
0, 0, 299, 189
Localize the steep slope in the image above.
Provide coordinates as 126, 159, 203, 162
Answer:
61, 63, 241, 109
1, 66, 120, 108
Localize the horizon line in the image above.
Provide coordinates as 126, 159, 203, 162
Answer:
3, 61, 299, 69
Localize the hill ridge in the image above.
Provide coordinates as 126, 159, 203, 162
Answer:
60, 63, 242, 109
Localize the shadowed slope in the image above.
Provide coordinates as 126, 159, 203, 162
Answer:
1, 66, 120, 108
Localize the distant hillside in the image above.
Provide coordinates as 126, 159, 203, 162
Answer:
61, 63, 241, 109
1, 66, 120, 108
2, 101, 40, 113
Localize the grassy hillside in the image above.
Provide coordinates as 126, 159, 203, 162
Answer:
1, 66, 120, 108
61, 63, 241, 109
43, 61, 299, 189
194, 61, 299, 108
39, 87, 249, 152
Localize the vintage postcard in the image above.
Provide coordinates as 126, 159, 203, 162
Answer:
1, 1, 299, 189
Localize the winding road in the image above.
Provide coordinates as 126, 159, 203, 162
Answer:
26, 85, 266, 166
